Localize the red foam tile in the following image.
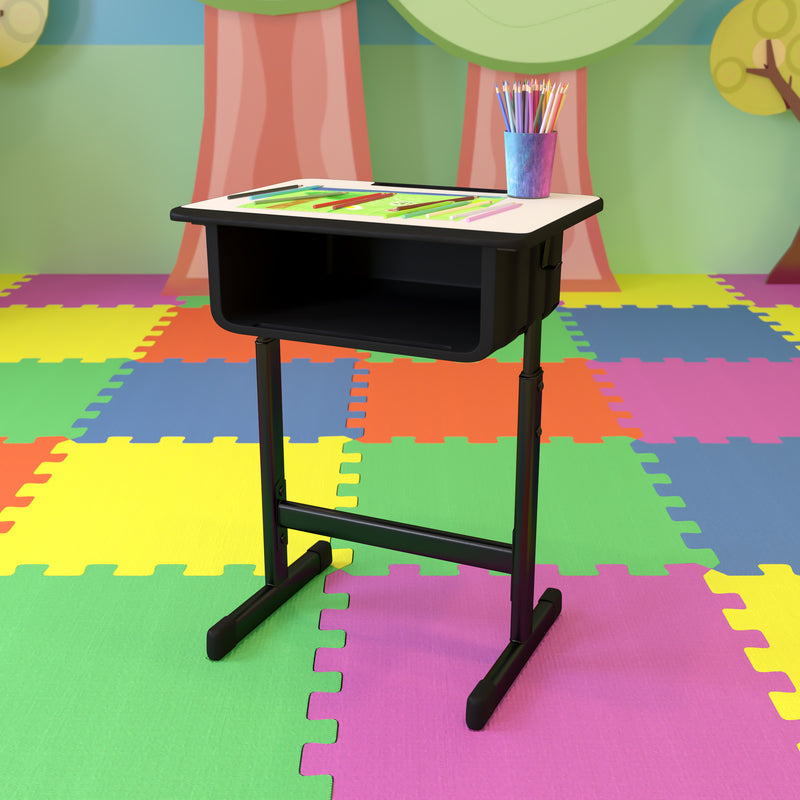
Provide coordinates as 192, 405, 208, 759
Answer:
350, 358, 640, 443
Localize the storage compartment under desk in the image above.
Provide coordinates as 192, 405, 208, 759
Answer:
205, 223, 558, 360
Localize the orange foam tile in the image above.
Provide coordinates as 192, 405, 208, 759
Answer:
0, 437, 68, 533
135, 306, 254, 362
349, 358, 641, 443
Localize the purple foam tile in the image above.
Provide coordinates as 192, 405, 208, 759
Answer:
714, 274, 800, 308
302, 564, 800, 800
593, 358, 800, 443
0, 274, 178, 307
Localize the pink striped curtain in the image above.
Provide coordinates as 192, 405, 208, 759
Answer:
458, 65, 617, 291
166, 2, 372, 295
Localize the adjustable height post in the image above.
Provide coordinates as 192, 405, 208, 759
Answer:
466, 318, 562, 730
256, 337, 289, 586
205, 337, 332, 661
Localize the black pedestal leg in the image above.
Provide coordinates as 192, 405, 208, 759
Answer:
206, 337, 332, 660
466, 320, 562, 729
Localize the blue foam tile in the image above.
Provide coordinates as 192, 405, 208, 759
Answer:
632, 438, 800, 574
74, 359, 365, 443
566, 307, 800, 362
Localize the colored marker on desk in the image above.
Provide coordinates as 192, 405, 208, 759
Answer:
423, 200, 477, 218
448, 200, 497, 219
465, 202, 522, 222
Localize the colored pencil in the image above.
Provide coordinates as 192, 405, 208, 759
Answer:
324, 192, 394, 210
465, 202, 521, 222
495, 83, 511, 132
249, 185, 321, 200
551, 83, 568, 131
503, 81, 515, 133
228, 183, 301, 199
401, 199, 475, 218
312, 192, 389, 209
252, 192, 345, 206
389, 195, 474, 213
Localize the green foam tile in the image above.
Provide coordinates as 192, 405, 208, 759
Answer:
0, 359, 132, 443
175, 295, 211, 308
335, 437, 716, 575
0, 564, 345, 800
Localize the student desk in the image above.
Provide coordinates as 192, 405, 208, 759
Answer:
170, 179, 603, 729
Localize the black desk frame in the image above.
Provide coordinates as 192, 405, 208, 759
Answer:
171, 184, 602, 730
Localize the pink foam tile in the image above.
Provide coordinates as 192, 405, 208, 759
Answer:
0, 274, 177, 307
301, 564, 800, 800
591, 359, 800, 443
713, 275, 800, 308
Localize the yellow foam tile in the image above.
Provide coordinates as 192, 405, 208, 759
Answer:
0, 437, 360, 575
560, 274, 750, 308
748, 306, 800, 349
706, 566, 800, 722
0, 306, 176, 362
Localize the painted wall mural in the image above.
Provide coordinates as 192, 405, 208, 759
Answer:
710, 0, 800, 283
169, 0, 687, 294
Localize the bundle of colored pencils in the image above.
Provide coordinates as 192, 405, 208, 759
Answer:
494, 79, 568, 134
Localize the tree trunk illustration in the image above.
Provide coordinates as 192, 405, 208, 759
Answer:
746, 39, 800, 284
165, 3, 372, 295
458, 65, 617, 291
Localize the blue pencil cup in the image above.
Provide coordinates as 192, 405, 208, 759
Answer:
504, 131, 557, 199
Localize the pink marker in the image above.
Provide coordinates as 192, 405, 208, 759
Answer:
465, 202, 522, 222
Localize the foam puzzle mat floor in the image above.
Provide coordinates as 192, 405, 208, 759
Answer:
1, 272, 799, 798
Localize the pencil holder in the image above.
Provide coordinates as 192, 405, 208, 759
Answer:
503, 131, 557, 199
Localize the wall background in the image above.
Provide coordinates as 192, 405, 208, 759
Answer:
1, 0, 797, 276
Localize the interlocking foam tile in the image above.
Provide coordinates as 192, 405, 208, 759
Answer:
0, 437, 359, 575
564, 306, 800, 362
0, 274, 32, 296
0, 564, 345, 799
707, 566, 800, 731
301, 564, 800, 798
561, 273, 747, 308
135, 304, 365, 363
335, 437, 714, 575
349, 358, 639, 443
0, 306, 176, 362
0, 359, 132, 443
75, 358, 367, 443
0, 438, 67, 533
749, 305, 800, 352
634, 439, 800, 575
0, 273, 178, 308
712, 274, 800, 308
592, 359, 800, 443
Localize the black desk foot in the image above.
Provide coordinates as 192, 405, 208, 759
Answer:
207, 541, 332, 661
466, 587, 562, 730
